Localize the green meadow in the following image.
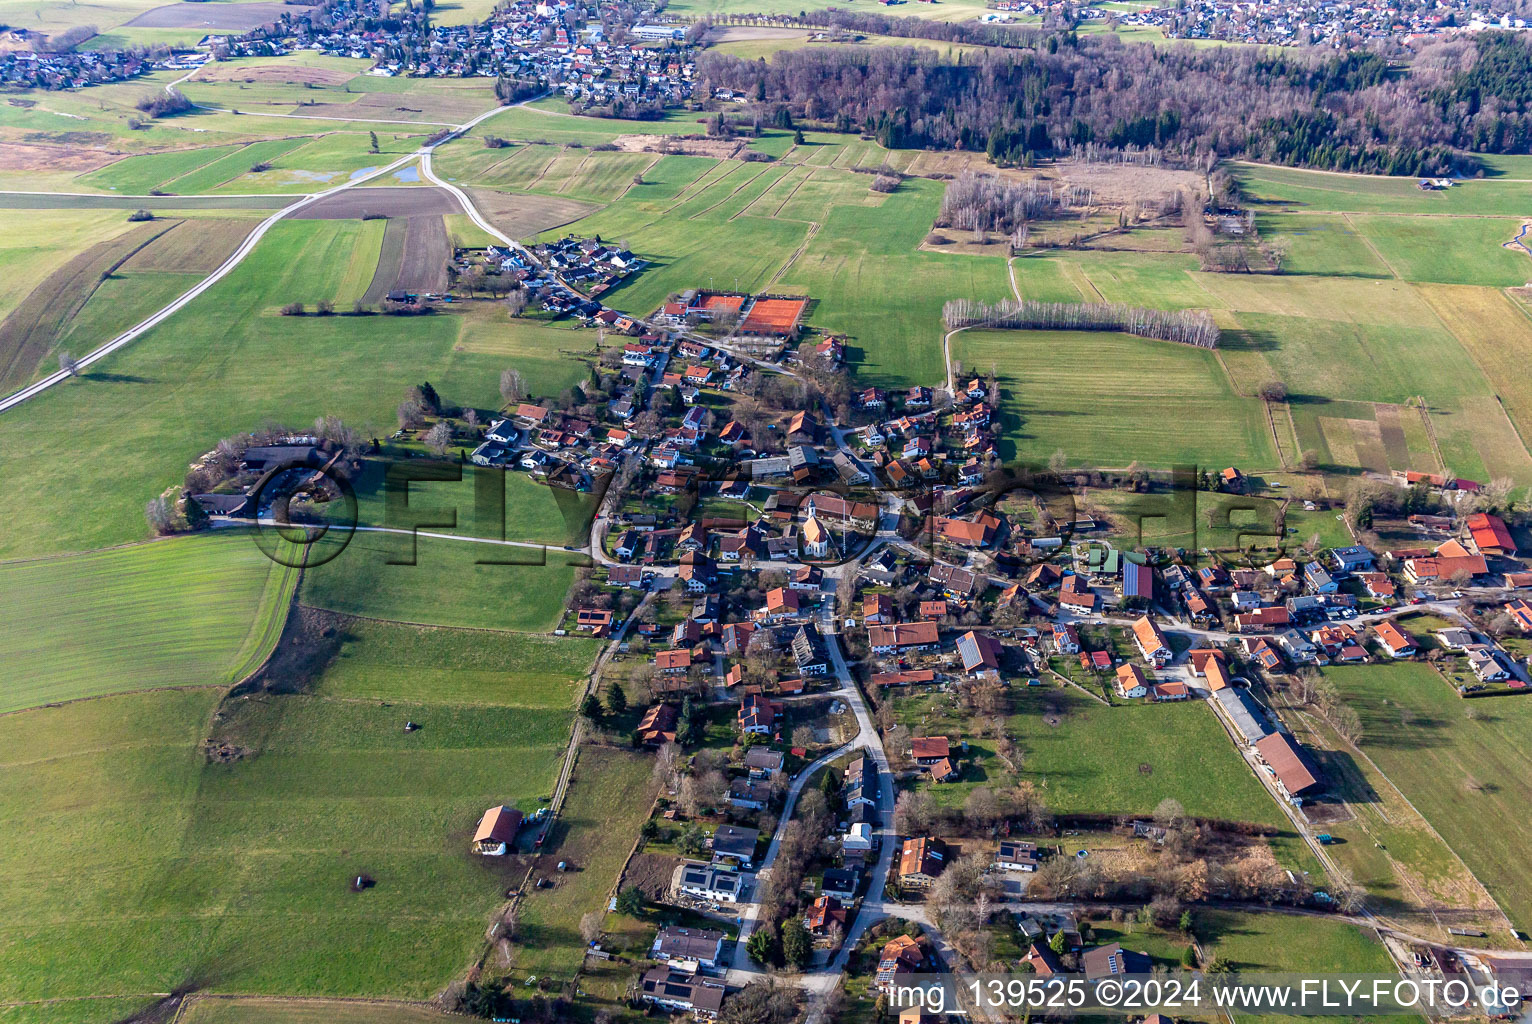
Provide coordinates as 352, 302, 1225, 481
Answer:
0, 217, 591, 558
0, 534, 296, 713
1324, 661, 1532, 933
952, 327, 1276, 468
298, 532, 586, 633
1006, 684, 1288, 827
0, 618, 592, 1005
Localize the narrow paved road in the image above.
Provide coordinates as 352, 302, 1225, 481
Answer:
0, 98, 522, 416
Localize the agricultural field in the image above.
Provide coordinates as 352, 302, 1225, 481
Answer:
0, 213, 172, 387
178, 999, 463, 1024
665, 0, 994, 20
1229, 161, 1532, 217
0, 215, 257, 391
1278, 699, 1508, 941
0, 215, 465, 558
489, 746, 656, 987
298, 532, 586, 633
1323, 661, 1532, 934
1196, 909, 1393, 972
1006, 684, 1290, 827
994, 169, 1532, 481
0, 534, 296, 713
951, 327, 1275, 469
0, 617, 592, 1006
482, 152, 1012, 386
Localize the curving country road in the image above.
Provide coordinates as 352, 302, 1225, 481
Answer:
0, 96, 525, 416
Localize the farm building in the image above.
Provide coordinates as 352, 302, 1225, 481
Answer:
1252, 732, 1322, 805
472, 805, 523, 856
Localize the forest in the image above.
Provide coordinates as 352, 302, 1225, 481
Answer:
696, 29, 1532, 173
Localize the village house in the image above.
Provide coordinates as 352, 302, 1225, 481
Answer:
738, 694, 782, 735
869, 620, 940, 655
995, 840, 1042, 872
805, 894, 849, 936
652, 926, 727, 970
1252, 732, 1322, 805
678, 864, 744, 904
637, 704, 679, 747
911, 736, 951, 766
743, 746, 784, 778
897, 836, 945, 890
956, 629, 1003, 674
1132, 615, 1172, 666
711, 825, 760, 869
1372, 620, 1419, 659
638, 968, 724, 1018
876, 934, 927, 992
1467, 512, 1517, 557
1115, 663, 1149, 699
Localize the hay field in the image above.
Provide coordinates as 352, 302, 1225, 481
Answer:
0, 217, 414, 558
0, 217, 172, 390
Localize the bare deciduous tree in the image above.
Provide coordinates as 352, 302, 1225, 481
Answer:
424, 420, 453, 456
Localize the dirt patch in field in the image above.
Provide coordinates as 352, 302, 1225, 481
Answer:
195, 64, 357, 87
0, 140, 120, 173
467, 186, 597, 240
1050, 159, 1204, 207
120, 218, 256, 273
0, 219, 172, 391
125, 2, 290, 30
907, 152, 1204, 208
396, 214, 450, 294
621, 852, 682, 901
292, 185, 464, 220
611, 134, 745, 159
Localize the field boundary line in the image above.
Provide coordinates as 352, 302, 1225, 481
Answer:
0, 683, 228, 721
0, 217, 180, 389
1340, 212, 1402, 279
689, 162, 776, 220
132, 143, 242, 195
771, 165, 817, 218
159, 137, 309, 195
1415, 398, 1448, 472
736, 163, 806, 221
477, 149, 531, 185
225, 553, 303, 687
559, 152, 596, 195
523, 150, 563, 192
613, 154, 663, 201
765, 221, 820, 287
662, 158, 731, 210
